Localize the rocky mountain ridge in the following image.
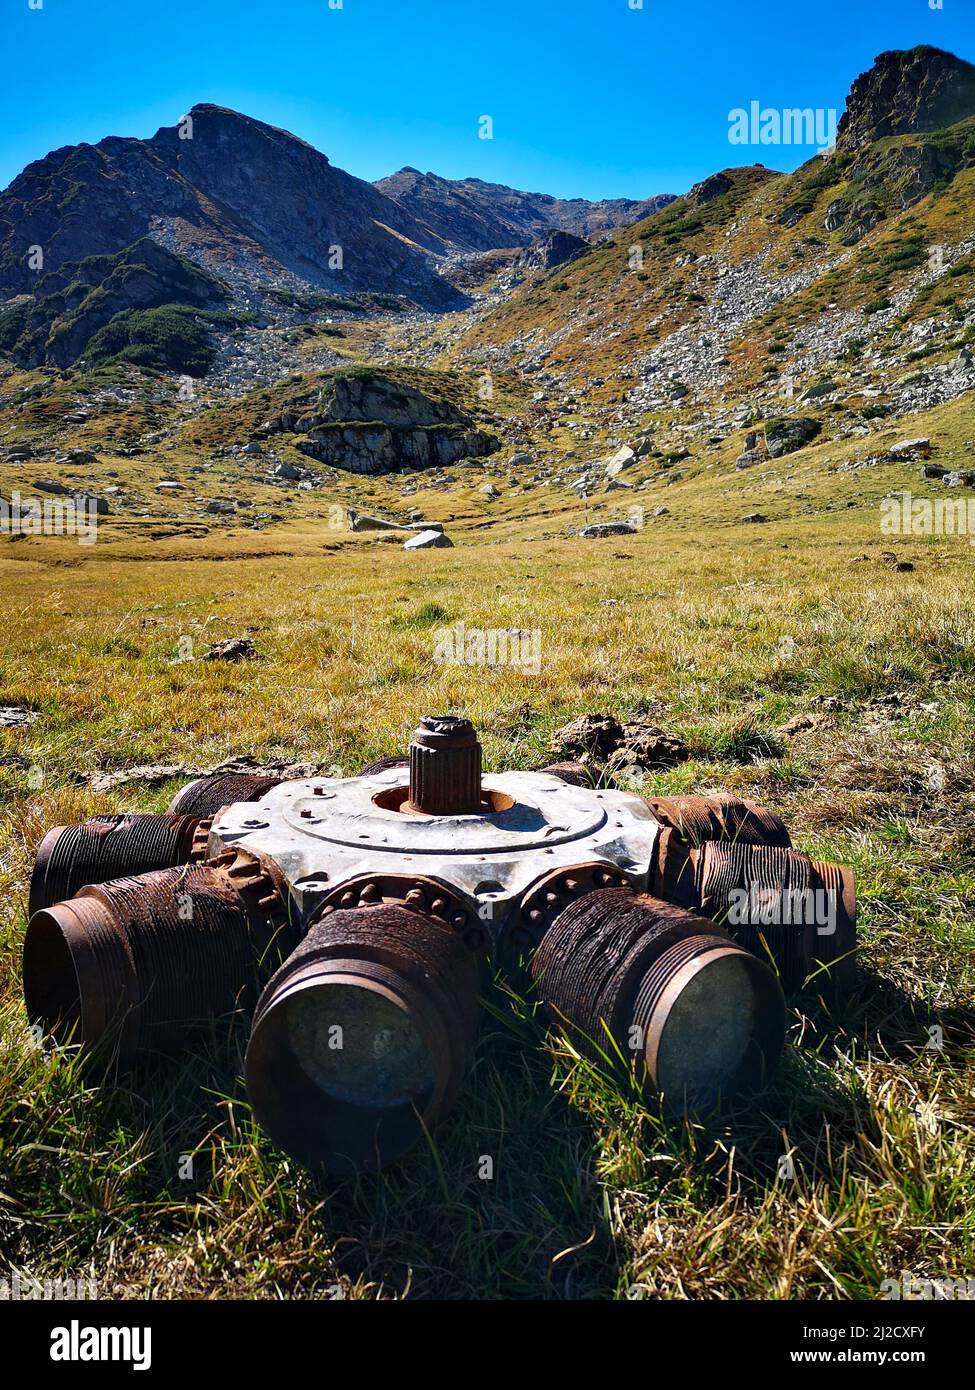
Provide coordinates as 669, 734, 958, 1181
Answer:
0, 105, 675, 329
836, 46, 975, 150
373, 167, 675, 250
0, 104, 459, 311
2, 45, 975, 510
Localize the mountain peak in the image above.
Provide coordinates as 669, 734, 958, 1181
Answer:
154, 103, 327, 160
0, 105, 457, 306
837, 46, 975, 150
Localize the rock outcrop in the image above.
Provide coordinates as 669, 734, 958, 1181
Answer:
517, 229, 589, 273
837, 47, 975, 151
0, 238, 227, 369
261, 370, 499, 476
765, 417, 822, 458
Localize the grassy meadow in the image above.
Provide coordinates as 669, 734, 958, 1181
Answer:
1, 391, 974, 1299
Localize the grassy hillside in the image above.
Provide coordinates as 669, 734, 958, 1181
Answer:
447, 122, 975, 421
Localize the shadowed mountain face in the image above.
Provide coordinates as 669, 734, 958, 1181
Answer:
373, 168, 676, 250
0, 103, 675, 315
0, 237, 228, 371
0, 104, 460, 309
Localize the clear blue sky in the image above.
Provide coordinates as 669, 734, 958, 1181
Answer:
1, 0, 972, 199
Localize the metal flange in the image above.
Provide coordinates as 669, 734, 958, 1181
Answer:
512, 861, 639, 953
312, 872, 487, 952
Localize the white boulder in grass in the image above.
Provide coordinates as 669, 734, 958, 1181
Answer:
403, 529, 453, 550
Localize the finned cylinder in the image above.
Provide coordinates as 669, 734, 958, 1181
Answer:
245, 905, 480, 1173
22, 856, 296, 1069
691, 842, 856, 994
646, 794, 792, 848
531, 888, 785, 1111
29, 814, 200, 918
408, 716, 482, 815
167, 773, 284, 818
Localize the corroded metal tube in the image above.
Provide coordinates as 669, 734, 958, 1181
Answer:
166, 773, 284, 819
22, 849, 297, 1068
531, 888, 785, 1110
245, 905, 480, 1173
29, 813, 200, 917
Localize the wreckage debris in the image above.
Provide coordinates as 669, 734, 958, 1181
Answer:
22, 716, 856, 1171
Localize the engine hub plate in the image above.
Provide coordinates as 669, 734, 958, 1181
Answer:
206, 766, 662, 938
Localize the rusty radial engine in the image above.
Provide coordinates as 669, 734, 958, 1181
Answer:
22, 716, 856, 1172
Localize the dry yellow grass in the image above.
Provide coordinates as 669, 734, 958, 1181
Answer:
1, 430, 973, 1297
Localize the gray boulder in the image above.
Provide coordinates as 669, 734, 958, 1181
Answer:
765, 417, 822, 458
604, 445, 636, 478
403, 529, 453, 549
889, 437, 932, 461
580, 522, 637, 538
75, 491, 110, 515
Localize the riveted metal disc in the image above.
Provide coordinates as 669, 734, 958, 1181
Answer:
207, 767, 662, 943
